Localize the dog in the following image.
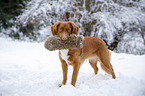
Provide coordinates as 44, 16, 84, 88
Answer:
51, 21, 116, 87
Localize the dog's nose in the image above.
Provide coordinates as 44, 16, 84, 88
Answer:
62, 36, 67, 40
62, 34, 68, 40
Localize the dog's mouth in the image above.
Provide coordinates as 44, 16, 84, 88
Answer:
61, 34, 69, 40
61, 37, 68, 40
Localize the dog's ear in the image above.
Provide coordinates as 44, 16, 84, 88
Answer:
68, 21, 79, 35
51, 22, 61, 36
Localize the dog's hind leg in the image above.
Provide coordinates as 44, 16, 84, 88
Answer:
97, 50, 116, 79
89, 58, 99, 74
100, 62, 116, 79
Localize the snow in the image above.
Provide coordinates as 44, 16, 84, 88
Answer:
0, 37, 145, 96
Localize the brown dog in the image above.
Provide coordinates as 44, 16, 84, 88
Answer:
51, 21, 116, 87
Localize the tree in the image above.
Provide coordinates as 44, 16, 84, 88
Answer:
1, 0, 145, 55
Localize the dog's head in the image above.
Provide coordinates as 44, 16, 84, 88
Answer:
51, 21, 79, 40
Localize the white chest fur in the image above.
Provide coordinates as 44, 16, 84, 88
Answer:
60, 49, 70, 65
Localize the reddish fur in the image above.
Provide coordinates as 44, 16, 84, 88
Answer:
51, 21, 116, 87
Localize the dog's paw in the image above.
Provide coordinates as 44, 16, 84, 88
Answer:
58, 84, 64, 87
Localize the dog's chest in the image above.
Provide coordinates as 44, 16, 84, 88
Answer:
60, 49, 70, 65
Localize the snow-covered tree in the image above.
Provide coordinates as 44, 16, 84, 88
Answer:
1, 0, 145, 55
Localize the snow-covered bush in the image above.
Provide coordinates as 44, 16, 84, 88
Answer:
14, 0, 75, 41
116, 32, 145, 55
1, 0, 145, 55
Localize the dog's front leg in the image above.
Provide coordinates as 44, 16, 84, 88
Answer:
59, 54, 68, 87
62, 60, 68, 84
71, 64, 80, 86
58, 59, 68, 87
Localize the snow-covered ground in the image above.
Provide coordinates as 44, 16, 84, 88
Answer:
0, 37, 145, 96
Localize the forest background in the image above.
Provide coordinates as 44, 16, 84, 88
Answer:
1, 0, 145, 55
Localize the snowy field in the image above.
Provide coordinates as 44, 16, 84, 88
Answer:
0, 37, 145, 96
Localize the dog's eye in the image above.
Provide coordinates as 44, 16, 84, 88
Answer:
59, 28, 63, 31
67, 29, 70, 32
